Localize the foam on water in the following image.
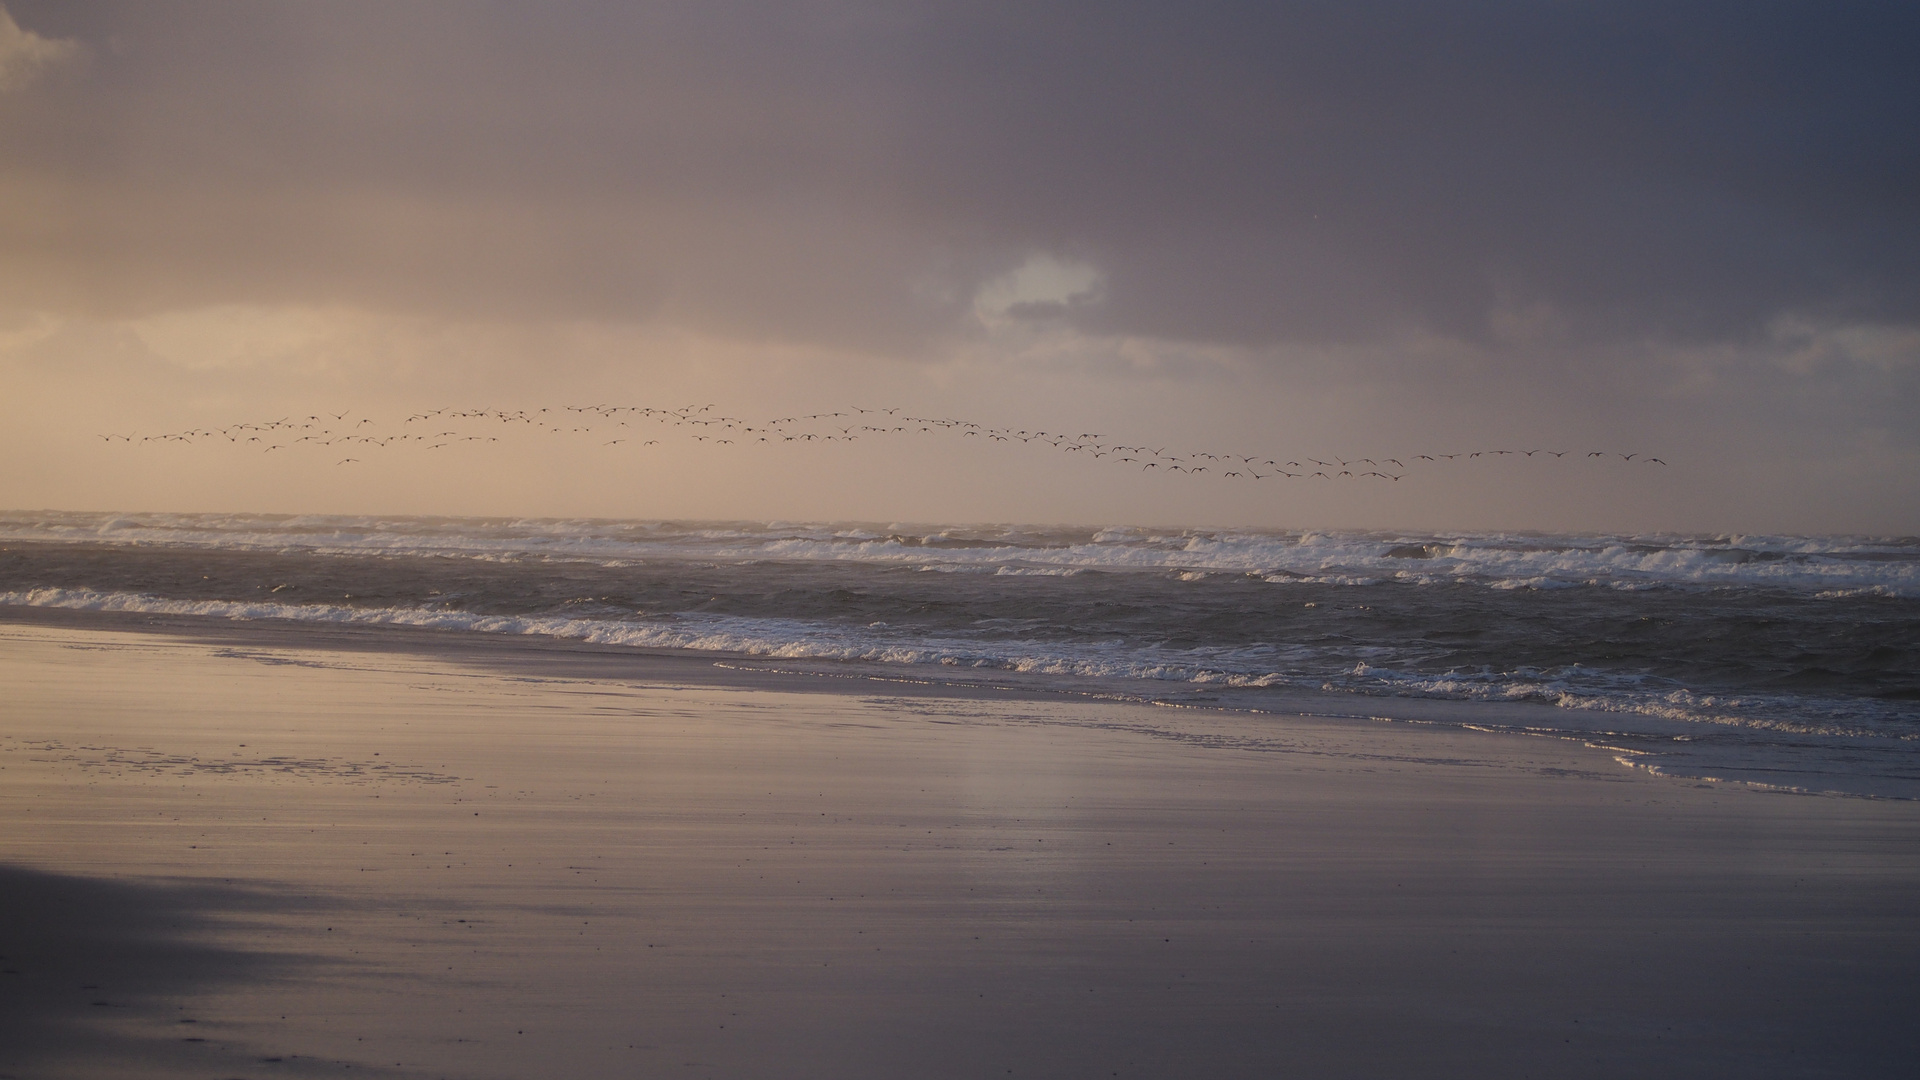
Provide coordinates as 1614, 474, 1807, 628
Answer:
4, 511, 1916, 797
2, 580, 1907, 739
3, 510, 1915, 594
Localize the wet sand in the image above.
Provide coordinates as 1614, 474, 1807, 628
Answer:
3, 611, 1918, 1079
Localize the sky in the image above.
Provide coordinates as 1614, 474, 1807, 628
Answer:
2, 1, 1916, 533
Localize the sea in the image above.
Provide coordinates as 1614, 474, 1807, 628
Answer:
3, 510, 1916, 799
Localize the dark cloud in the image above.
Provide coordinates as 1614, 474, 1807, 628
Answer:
3, 1, 1917, 351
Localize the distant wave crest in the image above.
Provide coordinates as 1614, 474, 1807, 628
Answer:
1, 511, 1913, 595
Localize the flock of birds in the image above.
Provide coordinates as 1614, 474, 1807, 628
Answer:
101, 403, 1668, 482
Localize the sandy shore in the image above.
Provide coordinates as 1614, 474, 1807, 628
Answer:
2, 610, 1917, 1079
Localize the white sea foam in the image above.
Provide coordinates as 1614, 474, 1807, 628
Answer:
5, 510, 1914, 594
5, 583, 1903, 741
8, 510, 1913, 799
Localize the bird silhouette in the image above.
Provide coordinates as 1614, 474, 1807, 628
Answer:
107, 401, 1670, 492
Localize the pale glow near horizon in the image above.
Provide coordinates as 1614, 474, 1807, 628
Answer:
1, 3, 1914, 533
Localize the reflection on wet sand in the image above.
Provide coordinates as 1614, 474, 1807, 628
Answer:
3, 615, 1919, 1079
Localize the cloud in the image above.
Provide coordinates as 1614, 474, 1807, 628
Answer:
974, 254, 1104, 324
1768, 316, 1920, 378
0, 4, 73, 92
0, 2, 1914, 531
0, 1, 1914, 359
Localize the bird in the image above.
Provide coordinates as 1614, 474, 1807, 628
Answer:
122, 397, 1669, 496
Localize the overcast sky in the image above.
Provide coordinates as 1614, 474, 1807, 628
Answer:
3, 1, 1916, 532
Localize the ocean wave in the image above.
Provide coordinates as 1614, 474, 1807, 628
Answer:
5, 584, 1906, 740
4, 511, 1915, 595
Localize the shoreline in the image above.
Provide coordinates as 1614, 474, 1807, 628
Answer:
4, 612, 1918, 1078
0, 601, 1622, 756
4, 602, 1908, 801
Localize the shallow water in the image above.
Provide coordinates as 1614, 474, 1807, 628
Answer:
4, 510, 1916, 796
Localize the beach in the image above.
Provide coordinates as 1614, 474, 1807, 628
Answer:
7, 2, 1917, 1073
8, 2, 1919, 1075
4, 607, 1916, 1079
